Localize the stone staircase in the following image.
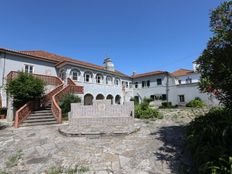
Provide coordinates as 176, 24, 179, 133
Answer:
21, 104, 57, 127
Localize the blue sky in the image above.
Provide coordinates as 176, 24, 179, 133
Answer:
0, 0, 226, 75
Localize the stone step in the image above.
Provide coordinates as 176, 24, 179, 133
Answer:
27, 115, 55, 119
20, 121, 58, 127
23, 118, 56, 123
29, 112, 53, 116
32, 110, 52, 114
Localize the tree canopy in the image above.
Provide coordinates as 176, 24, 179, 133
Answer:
197, 1, 232, 109
6, 72, 45, 109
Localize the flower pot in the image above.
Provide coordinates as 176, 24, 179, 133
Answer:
0, 115, 6, 119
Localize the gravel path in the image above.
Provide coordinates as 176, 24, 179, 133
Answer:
0, 109, 205, 174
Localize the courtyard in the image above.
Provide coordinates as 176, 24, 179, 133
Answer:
0, 108, 208, 174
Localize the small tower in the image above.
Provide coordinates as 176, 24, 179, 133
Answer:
103, 57, 115, 71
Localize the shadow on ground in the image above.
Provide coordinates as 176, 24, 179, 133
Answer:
151, 125, 194, 173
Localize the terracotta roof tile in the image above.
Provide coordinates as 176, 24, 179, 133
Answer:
171, 69, 194, 77
131, 71, 168, 78
0, 48, 129, 78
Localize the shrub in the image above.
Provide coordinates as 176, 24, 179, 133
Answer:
130, 97, 139, 105
135, 101, 162, 119
186, 108, 232, 173
6, 72, 44, 109
143, 97, 153, 104
186, 98, 205, 108
159, 102, 176, 109
59, 93, 81, 117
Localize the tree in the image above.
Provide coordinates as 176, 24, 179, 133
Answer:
59, 93, 81, 117
6, 72, 45, 109
197, 1, 232, 109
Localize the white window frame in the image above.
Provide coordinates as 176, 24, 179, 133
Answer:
96, 74, 103, 84
59, 69, 66, 81
106, 76, 112, 85
157, 78, 162, 85
135, 82, 138, 88
114, 78, 119, 86
24, 64, 34, 74
179, 95, 185, 102
72, 71, 78, 81
84, 72, 93, 83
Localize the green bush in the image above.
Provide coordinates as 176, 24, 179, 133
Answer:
59, 93, 81, 117
186, 98, 205, 108
143, 97, 153, 104
159, 102, 176, 109
6, 72, 44, 109
135, 101, 162, 119
130, 97, 139, 105
186, 108, 232, 173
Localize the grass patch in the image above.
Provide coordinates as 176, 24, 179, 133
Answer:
0, 170, 8, 174
46, 165, 89, 174
5, 150, 23, 168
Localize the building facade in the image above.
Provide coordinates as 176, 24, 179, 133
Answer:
0, 48, 218, 116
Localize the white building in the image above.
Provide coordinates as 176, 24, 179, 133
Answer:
0, 48, 218, 122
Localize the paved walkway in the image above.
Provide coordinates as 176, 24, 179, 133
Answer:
0, 109, 204, 174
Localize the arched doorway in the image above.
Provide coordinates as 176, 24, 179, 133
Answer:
96, 94, 104, 100
106, 94, 113, 104
115, 95, 121, 104
84, 94, 94, 105
59, 69, 66, 81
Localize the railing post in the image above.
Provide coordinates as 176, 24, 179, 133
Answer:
14, 112, 19, 128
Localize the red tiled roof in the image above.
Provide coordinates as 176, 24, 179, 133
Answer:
0, 48, 129, 78
20, 50, 72, 62
171, 69, 194, 77
131, 71, 168, 78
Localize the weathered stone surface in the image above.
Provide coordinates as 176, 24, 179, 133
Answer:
0, 108, 199, 173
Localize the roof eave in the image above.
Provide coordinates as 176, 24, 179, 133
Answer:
0, 48, 59, 64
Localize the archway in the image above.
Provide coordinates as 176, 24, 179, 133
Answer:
84, 94, 94, 105
59, 69, 66, 81
106, 94, 114, 104
115, 95, 121, 104
96, 94, 104, 100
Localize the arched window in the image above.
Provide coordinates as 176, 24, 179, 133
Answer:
84, 93, 94, 105
114, 78, 120, 86
106, 76, 112, 85
84, 71, 93, 83
106, 94, 114, 104
70, 69, 80, 81
115, 95, 121, 104
59, 69, 66, 81
96, 94, 104, 100
96, 74, 103, 84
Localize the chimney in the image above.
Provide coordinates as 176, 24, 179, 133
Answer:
132, 72, 136, 76
103, 57, 115, 71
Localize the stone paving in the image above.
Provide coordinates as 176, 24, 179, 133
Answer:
0, 108, 207, 174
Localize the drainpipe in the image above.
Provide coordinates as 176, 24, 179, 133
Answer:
1, 52, 6, 87
166, 72, 169, 103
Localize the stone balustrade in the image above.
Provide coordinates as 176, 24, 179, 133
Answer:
69, 100, 134, 127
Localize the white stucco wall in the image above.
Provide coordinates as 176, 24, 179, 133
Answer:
0, 53, 57, 86
0, 53, 58, 108
0, 55, 5, 87
169, 84, 219, 106
58, 65, 133, 104
174, 73, 200, 85
132, 74, 169, 101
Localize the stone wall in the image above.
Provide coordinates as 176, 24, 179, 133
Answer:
69, 100, 134, 127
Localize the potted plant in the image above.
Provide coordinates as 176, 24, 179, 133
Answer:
0, 107, 7, 119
